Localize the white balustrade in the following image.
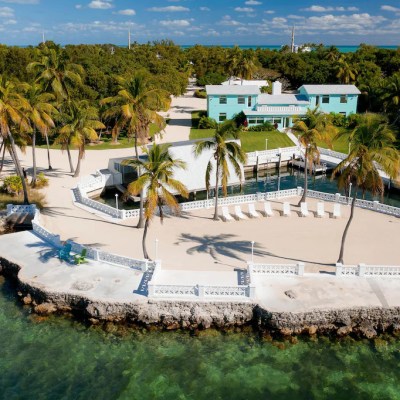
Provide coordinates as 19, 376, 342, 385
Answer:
336, 263, 400, 277
202, 285, 249, 298
98, 251, 153, 271
248, 262, 304, 277
149, 284, 198, 297
256, 106, 304, 114
318, 147, 347, 161
6, 204, 37, 216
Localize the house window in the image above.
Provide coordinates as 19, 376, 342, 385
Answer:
273, 118, 282, 124
316, 95, 320, 106
248, 96, 252, 107
238, 96, 245, 104
256, 118, 264, 124
219, 96, 227, 104
219, 113, 227, 122
322, 95, 330, 104
340, 95, 347, 103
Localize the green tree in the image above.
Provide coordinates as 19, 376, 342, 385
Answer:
194, 120, 247, 220
24, 84, 57, 186
0, 76, 30, 204
382, 73, 400, 117
56, 100, 104, 177
332, 114, 399, 264
101, 74, 170, 228
336, 57, 358, 84
122, 144, 188, 259
291, 108, 336, 205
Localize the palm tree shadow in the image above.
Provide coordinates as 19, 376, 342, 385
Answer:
175, 233, 270, 262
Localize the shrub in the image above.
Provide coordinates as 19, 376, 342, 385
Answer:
248, 121, 274, 132
198, 116, 217, 129
196, 72, 226, 86
34, 173, 49, 189
330, 112, 347, 127
233, 111, 247, 128
1, 175, 23, 196
194, 89, 207, 99
346, 113, 362, 129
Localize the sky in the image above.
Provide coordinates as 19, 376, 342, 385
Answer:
0, 0, 399, 46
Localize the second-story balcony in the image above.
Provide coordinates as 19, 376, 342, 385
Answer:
255, 105, 306, 115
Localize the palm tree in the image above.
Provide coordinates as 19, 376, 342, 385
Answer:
336, 57, 358, 84
101, 74, 171, 228
382, 73, 400, 117
194, 120, 247, 220
291, 108, 336, 206
27, 47, 84, 169
122, 143, 188, 259
332, 114, 400, 264
0, 75, 31, 204
56, 100, 104, 177
236, 51, 258, 83
25, 84, 57, 186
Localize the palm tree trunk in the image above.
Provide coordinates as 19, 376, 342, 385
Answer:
135, 133, 145, 229
7, 130, 29, 204
337, 187, 357, 264
45, 131, 53, 170
66, 143, 75, 174
142, 218, 150, 259
298, 147, 308, 206
0, 140, 6, 173
73, 147, 83, 177
213, 162, 220, 220
31, 129, 37, 187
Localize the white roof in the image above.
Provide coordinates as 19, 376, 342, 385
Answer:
221, 79, 268, 87
258, 94, 309, 105
206, 85, 260, 95
300, 85, 361, 95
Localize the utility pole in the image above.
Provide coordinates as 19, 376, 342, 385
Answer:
291, 26, 295, 53
42, 31, 45, 45
128, 29, 131, 50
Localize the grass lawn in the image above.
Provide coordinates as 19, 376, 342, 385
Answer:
36, 123, 162, 151
190, 111, 295, 152
317, 128, 351, 154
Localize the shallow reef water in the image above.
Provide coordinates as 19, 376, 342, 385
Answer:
1, 278, 400, 400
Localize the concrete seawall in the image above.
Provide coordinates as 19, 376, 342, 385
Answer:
2, 255, 400, 338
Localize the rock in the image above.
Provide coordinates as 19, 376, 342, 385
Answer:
307, 325, 318, 335
22, 294, 32, 305
284, 290, 296, 299
34, 302, 57, 315
280, 327, 293, 336
358, 322, 377, 339
89, 318, 99, 325
337, 325, 353, 336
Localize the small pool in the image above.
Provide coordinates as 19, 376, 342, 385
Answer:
94, 166, 400, 210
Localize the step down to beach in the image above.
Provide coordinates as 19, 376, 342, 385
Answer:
6, 212, 33, 231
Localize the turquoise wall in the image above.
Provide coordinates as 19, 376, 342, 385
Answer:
207, 94, 258, 121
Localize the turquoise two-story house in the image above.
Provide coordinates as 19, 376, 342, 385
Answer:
206, 82, 360, 130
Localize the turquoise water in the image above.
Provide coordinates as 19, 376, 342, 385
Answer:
1, 276, 400, 399
179, 45, 399, 53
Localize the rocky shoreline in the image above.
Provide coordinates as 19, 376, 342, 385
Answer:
1, 256, 400, 338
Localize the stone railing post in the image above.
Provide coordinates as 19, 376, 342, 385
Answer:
53, 234, 61, 248
141, 259, 149, 272
335, 263, 343, 277
6, 204, 13, 216
335, 193, 341, 203
248, 285, 256, 299
358, 263, 366, 277
92, 249, 100, 261
148, 284, 155, 297
373, 201, 379, 210
297, 262, 305, 276
198, 285, 205, 298
297, 186, 302, 196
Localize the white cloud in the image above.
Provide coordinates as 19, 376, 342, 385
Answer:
235, 7, 254, 12
159, 19, 191, 27
88, 0, 113, 10
245, 0, 262, 4
381, 5, 400, 12
0, 6, 14, 17
75, 4, 82, 9
264, 10, 275, 14
219, 15, 243, 26
115, 9, 135, 15
148, 6, 189, 12
303, 5, 359, 12
199, 6, 210, 11
4, 18, 16, 24
287, 14, 305, 19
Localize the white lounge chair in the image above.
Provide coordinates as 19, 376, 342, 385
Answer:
234, 205, 247, 220
333, 203, 341, 218
247, 203, 259, 218
317, 202, 325, 218
300, 202, 309, 217
221, 206, 234, 222
263, 201, 274, 217
283, 202, 291, 217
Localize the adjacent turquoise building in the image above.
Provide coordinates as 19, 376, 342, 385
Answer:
206, 82, 360, 130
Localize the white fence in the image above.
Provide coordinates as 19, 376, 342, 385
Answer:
248, 262, 305, 277
318, 147, 348, 161
6, 204, 37, 216
246, 146, 298, 167
29, 208, 154, 272
336, 263, 400, 278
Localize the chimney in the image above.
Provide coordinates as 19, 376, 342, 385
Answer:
272, 81, 282, 95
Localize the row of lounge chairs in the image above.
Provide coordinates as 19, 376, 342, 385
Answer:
220, 201, 341, 221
